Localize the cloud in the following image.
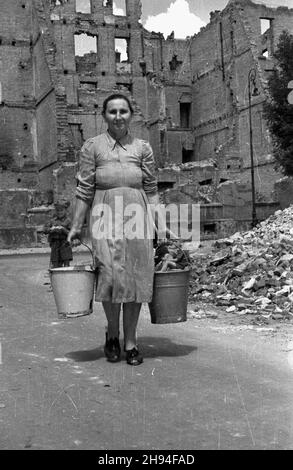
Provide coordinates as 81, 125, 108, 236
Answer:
144, 0, 206, 39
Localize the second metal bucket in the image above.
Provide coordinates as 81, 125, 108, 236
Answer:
149, 268, 190, 324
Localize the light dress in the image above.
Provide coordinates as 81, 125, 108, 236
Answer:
76, 131, 158, 303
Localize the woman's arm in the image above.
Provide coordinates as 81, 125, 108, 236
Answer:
67, 198, 89, 243
68, 138, 96, 243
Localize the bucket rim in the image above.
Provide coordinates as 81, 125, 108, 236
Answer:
154, 268, 191, 274
49, 265, 95, 273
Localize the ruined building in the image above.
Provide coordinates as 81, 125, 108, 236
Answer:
1, 0, 293, 247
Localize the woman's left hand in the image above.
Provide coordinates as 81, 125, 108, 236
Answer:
67, 228, 82, 247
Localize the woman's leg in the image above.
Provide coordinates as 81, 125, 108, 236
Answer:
102, 301, 121, 362
102, 301, 121, 338
123, 302, 142, 351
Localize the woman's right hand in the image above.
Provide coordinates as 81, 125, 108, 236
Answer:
67, 198, 89, 246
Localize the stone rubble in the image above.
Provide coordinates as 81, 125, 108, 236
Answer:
189, 205, 293, 321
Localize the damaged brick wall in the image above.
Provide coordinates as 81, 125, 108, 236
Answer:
190, 0, 293, 204
0, 0, 57, 247
1, 0, 293, 247
41, 0, 194, 203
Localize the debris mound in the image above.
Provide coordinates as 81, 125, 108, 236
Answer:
190, 206, 293, 320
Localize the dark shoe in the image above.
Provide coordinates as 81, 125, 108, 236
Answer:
125, 347, 143, 366
104, 335, 121, 363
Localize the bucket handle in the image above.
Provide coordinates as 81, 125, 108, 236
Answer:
75, 240, 95, 267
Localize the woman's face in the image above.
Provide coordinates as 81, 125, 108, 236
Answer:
103, 98, 132, 137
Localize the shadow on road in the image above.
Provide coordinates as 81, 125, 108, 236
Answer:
65, 336, 197, 362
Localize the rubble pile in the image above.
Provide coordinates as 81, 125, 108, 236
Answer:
161, 159, 217, 172
190, 206, 293, 320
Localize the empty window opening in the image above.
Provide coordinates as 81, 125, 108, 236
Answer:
230, 30, 234, 49
158, 182, 175, 191
115, 38, 129, 62
69, 123, 84, 148
182, 149, 194, 164
160, 130, 166, 153
115, 83, 132, 92
0, 155, 11, 171
76, 0, 91, 14
115, 50, 121, 62
74, 34, 97, 57
80, 81, 97, 91
169, 54, 182, 71
180, 102, 191, 128
204, 223, 216, 234
199, 178, 213, 186
260, 18, 272, 35
113, 0, 126, 16
262, 48, 269, 58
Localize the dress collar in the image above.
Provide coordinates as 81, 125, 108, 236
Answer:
106, 130, 130, 151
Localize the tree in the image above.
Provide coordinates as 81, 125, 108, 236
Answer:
263, 30, 293, 175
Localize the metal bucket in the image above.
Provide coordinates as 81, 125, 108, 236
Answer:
49, 242, 95, 319
149, 268, 190, 324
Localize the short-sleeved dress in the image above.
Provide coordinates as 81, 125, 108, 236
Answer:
76, 131, 158, 304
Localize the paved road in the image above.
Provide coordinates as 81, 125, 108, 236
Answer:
1, 254, 293, 450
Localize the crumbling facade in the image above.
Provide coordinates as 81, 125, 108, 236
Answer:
1, 0, 293, 247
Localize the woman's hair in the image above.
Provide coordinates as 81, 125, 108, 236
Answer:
102, 94, 134, 115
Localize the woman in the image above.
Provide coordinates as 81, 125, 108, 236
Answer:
67, 94, 169, 366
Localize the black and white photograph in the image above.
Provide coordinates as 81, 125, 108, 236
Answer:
0, 0, 293, 455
